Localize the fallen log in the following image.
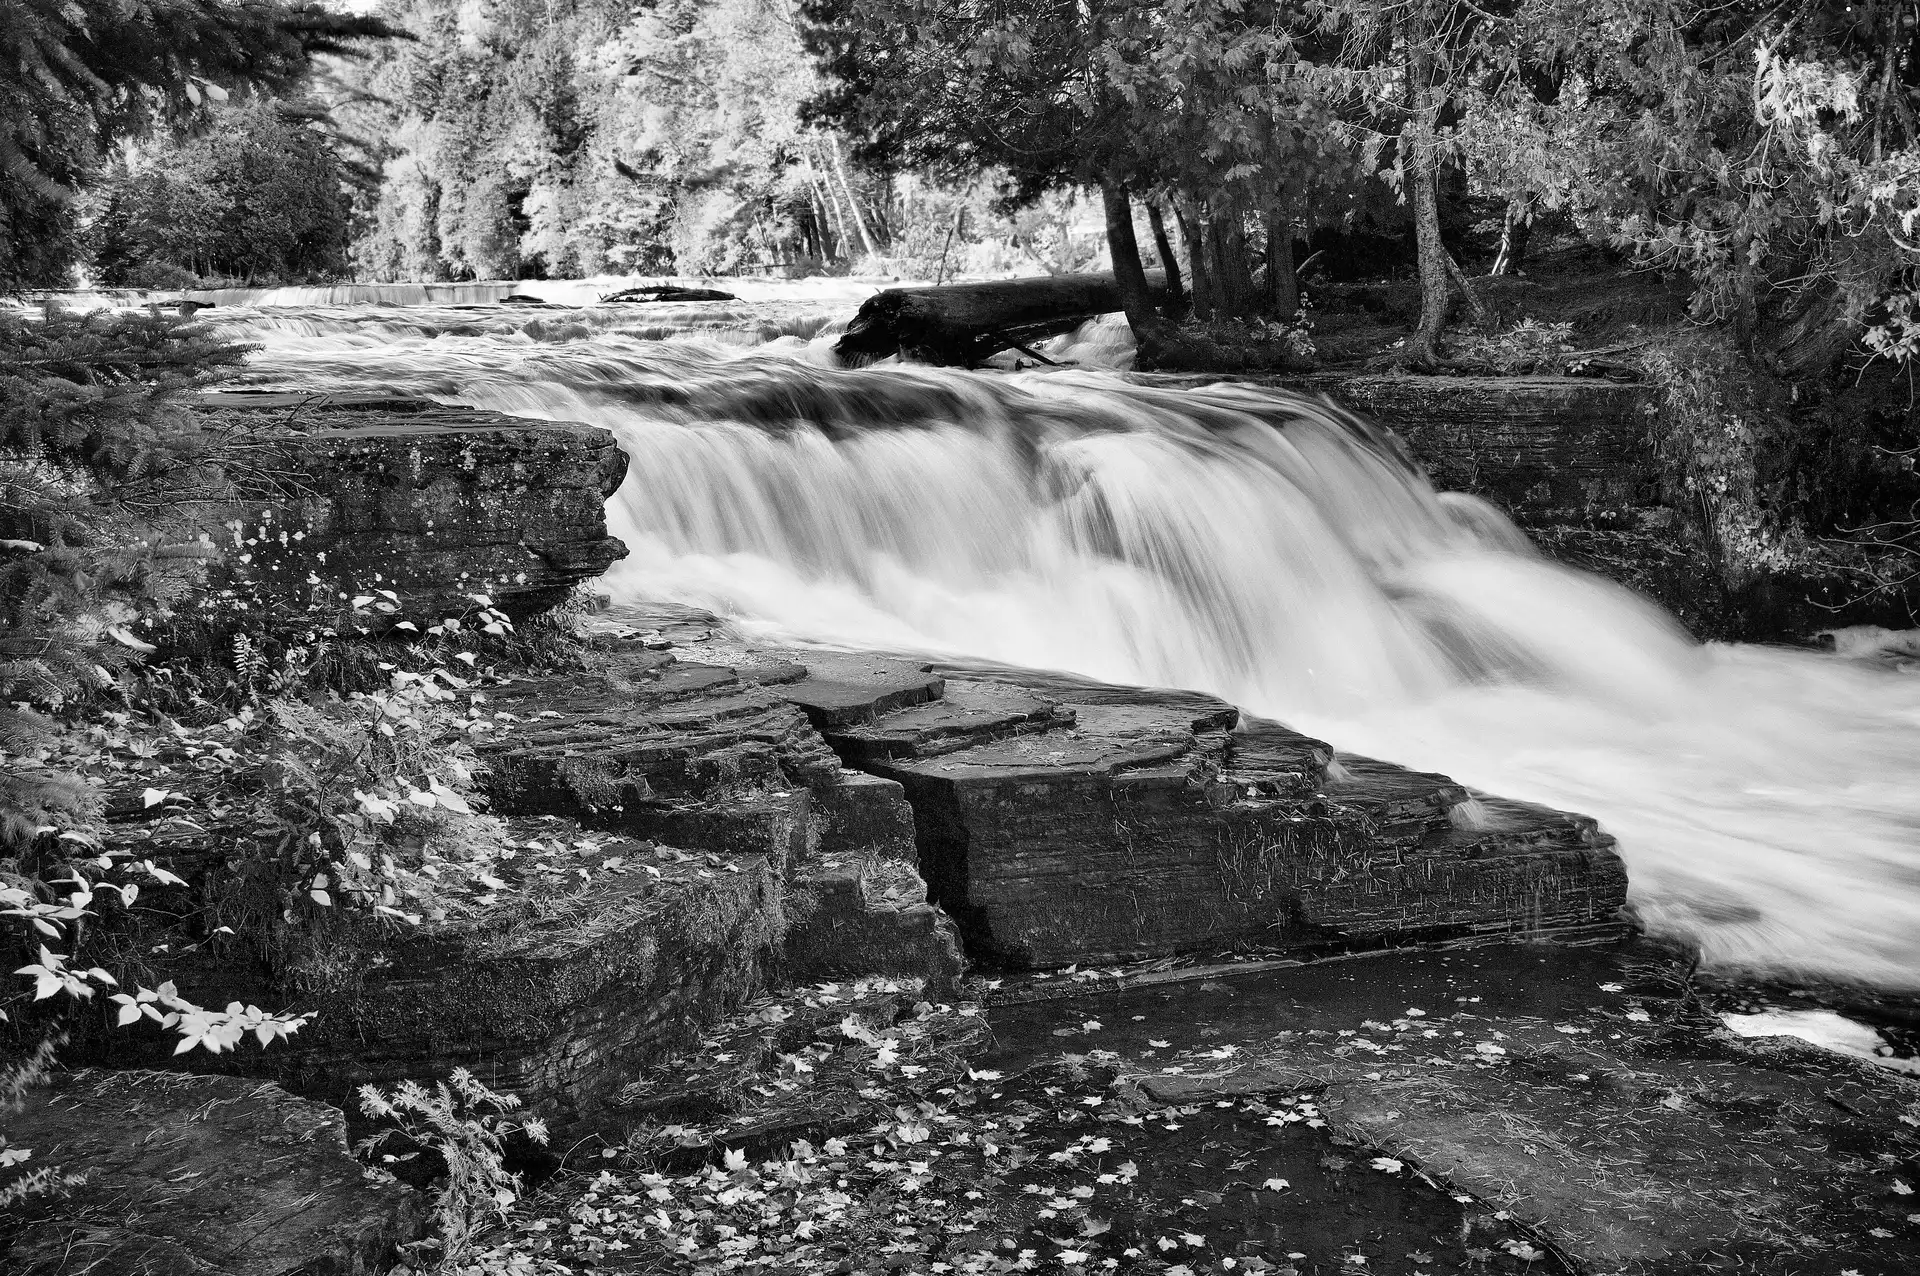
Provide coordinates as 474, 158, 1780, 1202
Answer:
835, 271, 1165, 367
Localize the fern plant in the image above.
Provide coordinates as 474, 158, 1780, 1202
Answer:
357, 1069, 551, 1262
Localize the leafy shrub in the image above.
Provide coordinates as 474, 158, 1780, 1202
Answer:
87, 99, 353, 287
1449, 318, 1575, 374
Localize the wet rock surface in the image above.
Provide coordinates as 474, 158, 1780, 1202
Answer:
455, 935, 1920, 1276
1129, 374, 1658, 524
979, 941, 1920, 1274
0, 1069, 426, 1276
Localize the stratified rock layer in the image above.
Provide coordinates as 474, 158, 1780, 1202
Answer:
83, 636, 964, 1136
76, 621, 1620, 1134
0, 1070, 425, 1276
189, 397, 629, 619
1315, 375, 1657, 520
777, 660, 1628, 967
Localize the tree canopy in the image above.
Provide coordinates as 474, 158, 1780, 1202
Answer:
0, 0, 393, 289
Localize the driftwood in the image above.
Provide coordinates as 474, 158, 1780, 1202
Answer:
835, 271, 1166, 367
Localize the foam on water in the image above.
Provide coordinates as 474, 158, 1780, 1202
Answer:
229, 299, 1920, 989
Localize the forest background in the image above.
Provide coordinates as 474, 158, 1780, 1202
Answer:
8, 0, 1913, 379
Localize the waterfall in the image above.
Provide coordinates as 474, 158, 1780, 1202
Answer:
230, 300, 1920, 989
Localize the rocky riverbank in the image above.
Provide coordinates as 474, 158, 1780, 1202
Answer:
9, 395, 1916, 1276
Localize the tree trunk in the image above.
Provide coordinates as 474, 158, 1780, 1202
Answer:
809, 148, 849, 261
1211, 211, 1258, 319
1175, 202, 1214, 320
1101, 182, 1168, 358
1490, 191, 1536, 276
829, 135, 878, 258
1146, 201, 1186, 318
1445, 250, 1491, 328
1264, 204, 1298, 318
1404, 37, 1451, 369
935, 206, 964, 285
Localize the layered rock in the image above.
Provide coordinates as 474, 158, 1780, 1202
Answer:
777, 660, 1628, 967
1311, 374, 1658, 521
187, 395, 629, 619
0, 1070, 425, 1276
81, 637, 963, 1136
75, 618, 1621, 1134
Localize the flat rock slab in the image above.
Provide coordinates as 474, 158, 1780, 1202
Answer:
1, 1070, 424, 1276
824, 679, 1072, 762
779, 651, 946, 727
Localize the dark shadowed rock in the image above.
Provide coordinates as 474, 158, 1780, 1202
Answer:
0, 1070, 425, 1276
72, 637, 966, 1132
1314, 374, 1657, 520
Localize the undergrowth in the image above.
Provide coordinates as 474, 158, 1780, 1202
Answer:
359, 1068, 552, 1266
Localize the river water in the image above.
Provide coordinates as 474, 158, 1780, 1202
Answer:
194, 281, 1920, 990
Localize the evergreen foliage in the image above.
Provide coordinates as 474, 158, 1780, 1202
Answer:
0, 0, 396, 289
0, 309, 250, 850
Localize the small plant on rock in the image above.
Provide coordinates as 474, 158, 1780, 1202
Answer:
357, 1068, 551, 1265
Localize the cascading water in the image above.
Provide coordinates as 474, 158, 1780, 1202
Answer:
220, 288, 1920, 989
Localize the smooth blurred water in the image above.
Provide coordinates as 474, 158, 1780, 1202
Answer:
219, 288, 1920, 989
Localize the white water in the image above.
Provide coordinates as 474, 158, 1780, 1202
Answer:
218, 291, 1920, 989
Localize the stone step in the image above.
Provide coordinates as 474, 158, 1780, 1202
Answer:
1322, 752, 1469, 845
782, 859, 965, 989
1221, 716, 1335, 799
1295, 793, 1627, 943
779, 651, 946, 728
824, 678, 1076, 762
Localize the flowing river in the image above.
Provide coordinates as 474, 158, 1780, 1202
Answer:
195, 280, 1920, 990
